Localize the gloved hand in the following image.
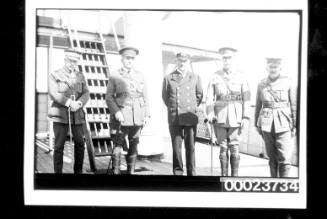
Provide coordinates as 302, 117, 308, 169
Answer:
115, 111, 125, 123
209, 136, 217, 145
238, 118, 249, 134
240, 118, 249, 130
69, 100, 82, 112
291, 127, 296, 138
143, 116, 150, 126
76, 100, 83, 108
207, 112, 215, 123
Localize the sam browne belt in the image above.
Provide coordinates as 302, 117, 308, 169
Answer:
215, 94, 242, 101
263, 101, 290, 108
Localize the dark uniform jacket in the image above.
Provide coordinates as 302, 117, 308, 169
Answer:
48, 67, 90, 124
106, 68, 150, 126
255, 75, 297, 133
206, 70, 251, 127
162, 70, 203, 126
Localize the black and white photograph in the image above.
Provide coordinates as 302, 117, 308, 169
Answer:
24, 0, 307, 208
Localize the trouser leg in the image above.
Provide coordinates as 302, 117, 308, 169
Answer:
262, 131, 278, 177
53, 123, 68, 174
72, 124, 85, 174
276, 131, 293, 178
229, 127, 241, 177
215, 126, 229, 176
169, 125, 183, 175
184, 125, 196, 176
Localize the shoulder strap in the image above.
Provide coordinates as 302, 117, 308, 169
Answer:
267, 84, 281, 102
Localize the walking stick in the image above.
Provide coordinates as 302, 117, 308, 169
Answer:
209, 127, 213, 176
68, 95, 76, 147
204, 117, 217, 176
210, 126, 213, 175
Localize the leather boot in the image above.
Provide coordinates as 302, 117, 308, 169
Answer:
230, 154, 240, 177
269, 160, 278, 177
279, 163, 291, 178
112, 146, 122, 175
219, 153, 229, 176
126, 154, 137, 175
74, 144, 85, 174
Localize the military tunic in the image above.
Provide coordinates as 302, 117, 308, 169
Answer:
48, 67, 90, 173
162, 70, 203, 176
206, 70, 251, 127
106, 68, 149, 155
48, 67, 89, 124
254, 75, 297, 177
106, 68, 150, 127
255, 75, 297, 133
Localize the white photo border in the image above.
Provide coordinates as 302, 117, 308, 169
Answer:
25, 0, 307, 208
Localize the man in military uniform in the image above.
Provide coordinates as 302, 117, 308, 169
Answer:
106, 46, 150, 175
48, 49, 90, 174
255, 57, 297, 178
162, 52, 203, 176
206, 47, 251, 177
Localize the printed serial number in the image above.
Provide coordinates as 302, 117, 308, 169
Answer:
221, 178, 299, 193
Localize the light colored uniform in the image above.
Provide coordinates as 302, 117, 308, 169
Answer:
206, 69, 251, 176
255, 75, 297, 177
206, 69, 251, 142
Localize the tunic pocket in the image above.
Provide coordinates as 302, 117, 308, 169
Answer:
280, 109, 292, 128
229, 82, 242, 93
48, 106, 66, 119
74, 82, 82, 93
214, 83, 228, 96
278, 90, 289, 101
139, 98, 145, 107
234, 102, 242, 123
58, 82, 68, 93
258, 109, 273, 131
136, 81, 144, 92
138, 98, 146, 119
79, 109, 85, 119
216, 106, 228, 124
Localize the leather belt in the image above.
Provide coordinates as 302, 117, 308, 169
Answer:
116, 92, 143, 99
263, 101, 290, 108
215, 94, 242, 101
